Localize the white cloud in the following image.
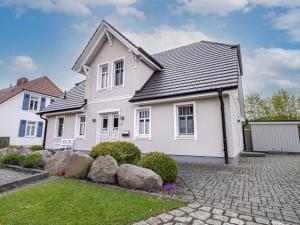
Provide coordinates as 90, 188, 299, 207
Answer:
72, 20, 98, 33
0, 0, 137, 16
124, 26, 210, 54
243, 48, 300, 93
116, 5, 146, 20
271, 9, 300, 41
175, 0, 300, 16
11, 55, 38, 72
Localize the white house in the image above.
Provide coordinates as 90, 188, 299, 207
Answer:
0, 76, 63, 146
40, 20, 245, 163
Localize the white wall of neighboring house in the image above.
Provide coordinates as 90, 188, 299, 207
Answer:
0, 91, 53, 146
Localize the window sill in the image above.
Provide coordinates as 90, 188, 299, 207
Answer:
112, 85, 124, 89
24, 136, 36, 138
175, 135, 197, 140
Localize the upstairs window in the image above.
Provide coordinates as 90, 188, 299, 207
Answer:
113, 59, 124, 86
98, 64, 109, 90
29, 96, 39, 111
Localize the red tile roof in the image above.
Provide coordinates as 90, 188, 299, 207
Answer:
0, 76, 64, 104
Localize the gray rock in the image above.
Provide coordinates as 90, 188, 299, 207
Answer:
174, 216, 192, 223
157, 213, 173, 222
255, 217, 270, 224
87, 155, 118, 184
34, 150, 52, 163
180, 207, 194, 213
44, 151, 72, 175
117, 164, 162, 191
207, 219, 222, 225
230, 218, 245, 225
145, 217, 161, 225
271, 221, 285, 225
65, 152, 93, 178
169, 209, 185, 217
190, 210, 211, 220
192, 220, 205, 225
0, 148, 18, 158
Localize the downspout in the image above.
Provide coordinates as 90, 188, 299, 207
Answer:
40, 114, 48, 149
242, 119, 248, 151
218, 89, 229, 164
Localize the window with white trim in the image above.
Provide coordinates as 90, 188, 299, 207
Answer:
29, 96, 39, 111
175, 104, 196, 138
56, 117, 64, 138
113, 59, 124, 86
26, 121, 36, 137
76, 115, 86, 137
98, 64, 109, 89
136, 108, 150, 137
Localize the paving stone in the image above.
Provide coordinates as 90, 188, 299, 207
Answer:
156, 213, 173, 223
180, 207, 194, 213
225, 211, 238, 218
245, 222, 260, 225
255, 217, 270, 224
145, 217, 161, 225
206, 219, 222, 225
239, 215, 252, 221
200, 206, 211, 212
192, 220, 205, 225
213, 214, 229, 222
133, 221, 149, 225
190, 210, 211, 220
188, 203, 201, 209
174, 216, 192, 223
230, 218, 245, 225
169, 209, 185, 217
270, 221, 285, 225
212, 209, 223, 215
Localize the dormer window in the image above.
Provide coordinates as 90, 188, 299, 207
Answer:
29, 96, 39, 111
113, 59, 124, 87
97, 63, 109, 90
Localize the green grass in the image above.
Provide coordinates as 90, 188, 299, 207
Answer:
0, 179, 183, 225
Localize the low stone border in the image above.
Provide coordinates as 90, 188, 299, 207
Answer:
0, 164, 49, 193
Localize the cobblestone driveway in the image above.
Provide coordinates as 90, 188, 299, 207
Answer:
178, 154, 300, 224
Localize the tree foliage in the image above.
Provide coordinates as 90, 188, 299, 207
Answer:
245, 89, 300, 121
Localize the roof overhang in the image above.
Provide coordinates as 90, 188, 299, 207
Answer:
72, 20, 163, 75
38, 103, 87, 116
249, 121, 300, 125
130, 87, 237, 106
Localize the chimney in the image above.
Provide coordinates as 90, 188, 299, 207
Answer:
16, 77, 29, 86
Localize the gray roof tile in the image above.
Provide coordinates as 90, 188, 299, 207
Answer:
41, 81, 86, 113
130, 41, 240, 102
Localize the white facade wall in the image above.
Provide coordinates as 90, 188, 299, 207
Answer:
0, 91, 53, 146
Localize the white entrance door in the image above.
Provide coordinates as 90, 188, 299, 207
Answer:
99, 113, 119, 142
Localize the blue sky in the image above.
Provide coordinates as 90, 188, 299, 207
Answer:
0, 0, 299, 96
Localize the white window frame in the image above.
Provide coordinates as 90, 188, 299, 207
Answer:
25, 121, 36, 137
134, 106, 151, 140
173, 101, 197, 140
111, 57, 125, 88
74, 114, 87, 139
54, 116, 65, 138
28, 95, 40, 111
96, 62, 110, 91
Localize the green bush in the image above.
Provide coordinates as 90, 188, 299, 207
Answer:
90, 141, 141, 165
138, 152, 177, 184
21, 154, 43, 168
0, 153, 25, 166
30, 145, 44, 151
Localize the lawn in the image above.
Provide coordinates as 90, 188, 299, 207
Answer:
0, 179, 183, 225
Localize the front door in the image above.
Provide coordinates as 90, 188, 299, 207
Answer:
99, 113, 119, 142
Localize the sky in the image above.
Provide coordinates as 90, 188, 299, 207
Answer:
0, 0, 299, 96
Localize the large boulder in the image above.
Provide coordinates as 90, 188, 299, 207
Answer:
34, 150, 52, 163
45, 151, 72, 175
88, 155, 118, 184
0, 148, 18, 158
65, 152, 93, 178
117, 164, 163, 191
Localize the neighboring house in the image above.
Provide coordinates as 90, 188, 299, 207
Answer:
40, 20, 245, 163
0, 76, 63, 146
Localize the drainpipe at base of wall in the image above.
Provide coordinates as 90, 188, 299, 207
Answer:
242, 119, 248, 152
39, 114, 48, 149
218, 89, 229, 164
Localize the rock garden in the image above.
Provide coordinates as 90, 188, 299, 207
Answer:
0, 141, 181, 194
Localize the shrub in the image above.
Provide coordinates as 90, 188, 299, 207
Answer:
30, 145, 44, 151
21, 154, 43, 168
138, 152, 177, 184
0, 153, 24, 166
90, 141, 141, 165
